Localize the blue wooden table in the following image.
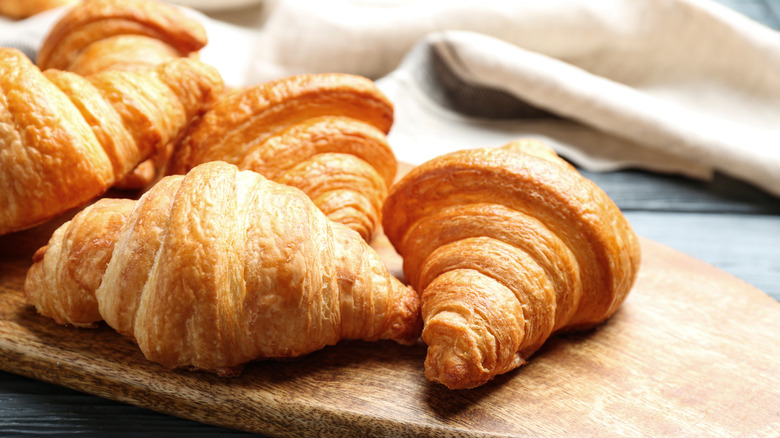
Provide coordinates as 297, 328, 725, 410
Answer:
1, 1, 778, 436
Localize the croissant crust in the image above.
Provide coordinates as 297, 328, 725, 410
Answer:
37, 0, 207, 76
33, 0, 212, 191
0, 47, 222, 236
382, 139, 641, 389
171, 73, 397, 241
25, 161, 422, 375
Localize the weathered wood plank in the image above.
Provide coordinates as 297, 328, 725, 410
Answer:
2, 231, 780, 437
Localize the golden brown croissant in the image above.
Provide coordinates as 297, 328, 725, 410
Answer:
0, 0, 78, 19
37, 0, 207, 77
36, 0, 212, 189
169, 73, 396, 241
25, 161, 422, 375
382, 139, 641, 389
0, 47, 222, 236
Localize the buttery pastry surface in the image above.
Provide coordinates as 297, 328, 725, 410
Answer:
170, 73, 397, 241
25, 161, 422, 375
36, 0, 212, 189
382, 139, 641, 389
37, 0, 207, 76
0, 47, 222, 236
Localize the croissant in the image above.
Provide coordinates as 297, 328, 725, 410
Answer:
25, 161, 422, 375
0, 0, 78, 19
169, 73, 396, 242
36, 0, 212, 189
37, 0, 207, 77
0, 47, 222, 236
382, 139, 641, 389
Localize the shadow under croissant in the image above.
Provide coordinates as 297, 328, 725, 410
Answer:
0, 187, 146, 263
12, 303, 145, 369
13, 285, 428, 379
0, 210, 83, 263
421, 308, 629, 419
9, 276, 629, 435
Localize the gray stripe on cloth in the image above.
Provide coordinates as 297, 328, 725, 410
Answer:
412, 40, 559, 121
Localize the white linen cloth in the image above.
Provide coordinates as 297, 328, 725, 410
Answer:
2, 0, 779, 196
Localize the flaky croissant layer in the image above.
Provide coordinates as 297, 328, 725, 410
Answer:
35, 0, 213, 190
25, 161, 422, 375
383, 139, 641, 389
37, 0, 207, 76
0, 47, 222, 236
170, 73, 397, 242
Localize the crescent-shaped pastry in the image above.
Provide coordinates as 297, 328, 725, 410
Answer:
169, 73, 396, 241
37, 0, 207, 76
25, 161, 422, 376
36, 0, 212, 190
0, 47, 222, 236
382, 139, 641, 389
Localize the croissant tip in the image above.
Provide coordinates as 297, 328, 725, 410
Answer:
426, 354, 486, 390
378, 284, 423, 346
32, 245, 48, 263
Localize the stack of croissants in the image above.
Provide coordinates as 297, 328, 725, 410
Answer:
1, 0, 641, 390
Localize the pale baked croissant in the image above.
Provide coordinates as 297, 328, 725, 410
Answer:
382, 139, 641, 389
0, 0, 78, 19
168, 73, 396, 242
0, 47, 222, 236
36, 0, 211, 189
25, 161, 422, 375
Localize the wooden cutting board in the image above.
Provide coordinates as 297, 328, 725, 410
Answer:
1, 207, 779, 437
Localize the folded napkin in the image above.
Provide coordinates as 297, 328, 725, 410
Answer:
3, 0, 779, 196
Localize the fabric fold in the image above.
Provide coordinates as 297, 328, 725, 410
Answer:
376, 34, 716, 180
2, 0, 779, 196
243, 0, 780, 196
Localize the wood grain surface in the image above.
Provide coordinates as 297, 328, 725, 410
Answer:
1, 211, 779, 437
